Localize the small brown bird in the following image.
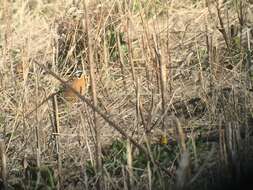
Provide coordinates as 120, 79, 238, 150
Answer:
25, 70, 90, 118
61, 70, 90, 103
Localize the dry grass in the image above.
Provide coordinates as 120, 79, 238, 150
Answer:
0, 0, 253, 189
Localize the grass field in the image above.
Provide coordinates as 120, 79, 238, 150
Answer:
0, 0, 253, 189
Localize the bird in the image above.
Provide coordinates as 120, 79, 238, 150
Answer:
60, 70, 90, 103
24, 69, 90, 119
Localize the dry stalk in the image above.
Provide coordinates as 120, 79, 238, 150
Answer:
33, 62, 42, 189
51, 95, 62, 190
127, 12, 136, 85
20, 41, 30, 146
226, 122, 241, 185
219, 118, 228, 166
175, 117, 187, 153
244, 28, 252, 148
2, 0, 11, 71
154, 36, 167, 142
83, 1, 103, 189
135, 77, 141, 135
79, 109, 92, 190
103, 28, 109, 75
146, 90, 155, 134
81, 105, 96, 186
147, 162, 152, 190
166, 8, 172, 94
126, 138, 133, 190
191, 134, 198, 168
122, 166, 128, 190
174, 117, 191, 189
139, 98, 148, 133
175, 150, 190, 190
140, 7, 152, 53
0, 139, 7, 190
152, 34, 161, 93
236, 0, 245, 27
2, 0, 12, 139
207, 34, 214, 92
215, 0, 230, 51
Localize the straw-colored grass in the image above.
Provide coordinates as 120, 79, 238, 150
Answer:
0, 0, 253, 189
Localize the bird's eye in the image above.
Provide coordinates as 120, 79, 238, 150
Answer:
75, 70, 83, 78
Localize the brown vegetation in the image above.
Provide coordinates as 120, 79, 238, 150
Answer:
0, 0, 253, 189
